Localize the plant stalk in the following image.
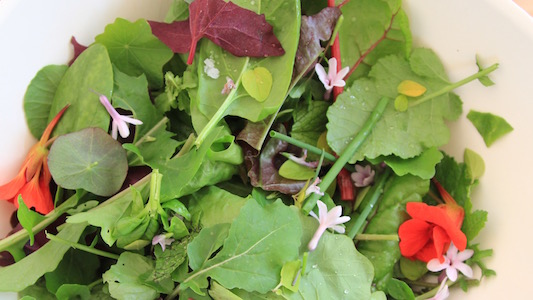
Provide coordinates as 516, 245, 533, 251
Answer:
301, 97, 389, 214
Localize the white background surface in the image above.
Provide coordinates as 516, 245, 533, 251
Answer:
0, 0, 532, 299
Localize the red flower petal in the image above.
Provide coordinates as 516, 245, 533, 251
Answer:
432, 225, 451, 262
398, 218, 432, 257
0, 171, 27, 203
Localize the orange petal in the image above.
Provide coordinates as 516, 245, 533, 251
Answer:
399, 219, 432, 257
407, 202, 467, 252
413, 241, 439, 263
432, 226, 451, 263
18, 176, 53, 215
0, 170, 27, 202
39, 104, 69, 143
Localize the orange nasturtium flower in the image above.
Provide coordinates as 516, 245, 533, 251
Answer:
398, 179, 467, 263
0, 105, 68, 214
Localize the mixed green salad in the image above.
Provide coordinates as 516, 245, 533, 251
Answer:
0, 0, 514, 299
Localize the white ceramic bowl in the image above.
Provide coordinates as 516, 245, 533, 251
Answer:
1, 0, 532, 299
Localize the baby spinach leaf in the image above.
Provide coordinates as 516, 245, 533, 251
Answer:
278, 160, 315, 180
48, 128, 128, 197
467, 110, 513, 147
102, 252, 161, 300
208, 281, 242, 300
184, 199, 301, 294
0, 223, 86, 292
95, 18, 173, 88
327, 49, 460, 163
23, 64, 68, 139
48, 44, 113, 137
385, 278, 415, 300
193, 0, 300, 124
357, 174, 428, 290
164, 0, 190, 22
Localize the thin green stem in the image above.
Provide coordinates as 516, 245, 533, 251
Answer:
0, 192, 81, 252
302, 97, 389, 214
270, 131, 337, 162
45, 232, 119, 260
347, 168, 392, 239
355, 233, 399, 241
195, 57, 249, 147
409, 63, 499, 107
165, 285, 180, 300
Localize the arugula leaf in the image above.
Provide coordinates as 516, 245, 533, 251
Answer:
188, 223, 231, 271
0, 223, 87, 292
44, 248, 100, 294
285, 215, 374, 299
188, 186, 248, 228
23, 64, 68, 139
95, 18, 173, 88
48, 44, 113, 137
183, 199, 301, 294
151, 235, 191, 283
66, 178, 151, 246
291, 100, 330, 148
467, 110, 513, 147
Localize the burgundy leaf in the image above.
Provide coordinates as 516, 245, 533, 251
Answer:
147, 20, 192, 53
236, 116, 274, 151
242, 125, 305, 194
294, 7, 341, 76
68, 36, 88, 66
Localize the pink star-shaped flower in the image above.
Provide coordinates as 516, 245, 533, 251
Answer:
97, 93, 143, 140
427, 242, 474, 282
308, 200, 350, 251
351, 164, 375, 187
315, 57, 350, 91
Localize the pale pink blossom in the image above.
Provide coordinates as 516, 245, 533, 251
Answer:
221, 76, 235, 94
305, 177, 324, 197
308, 200, 350, 251
98, 94, 143, 140
152, 234, 175, 252
428, 278, 450, 300
288, 149, 319, 168
315, 57, 349, 91
427, 243, 474, 282
351, 164, 375, 187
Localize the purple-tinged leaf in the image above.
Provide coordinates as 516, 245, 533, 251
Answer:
147, 20, 191, 53
68, 36, 88, 66
294, 7, 341, 76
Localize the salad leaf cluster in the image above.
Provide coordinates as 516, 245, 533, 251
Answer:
0, 0, 511, 299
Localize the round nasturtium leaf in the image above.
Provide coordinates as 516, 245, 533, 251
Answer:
48, 127, 128, 196
241, 67, 273, 102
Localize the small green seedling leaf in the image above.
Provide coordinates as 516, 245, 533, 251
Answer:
394, 94, 409, 112
476, 55, 495, 86
17, 196, 46, 246
241, 67, 273, 102
467, 110, 513, 147
278, 160, 315, 180
464, 148, 485, 181
280, 260, 301, 292
48, 127, 128, 196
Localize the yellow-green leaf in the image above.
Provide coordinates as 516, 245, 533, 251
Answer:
241, 67, 273, 102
